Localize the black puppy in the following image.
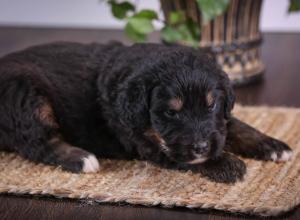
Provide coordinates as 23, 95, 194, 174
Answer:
0, 42, 292, 183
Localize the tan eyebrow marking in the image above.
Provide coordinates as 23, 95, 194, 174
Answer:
168, 98, 183, 111
206, 91, 214, 106
36, 101, 59, 128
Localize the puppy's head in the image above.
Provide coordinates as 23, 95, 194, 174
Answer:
118, 46, 234, 164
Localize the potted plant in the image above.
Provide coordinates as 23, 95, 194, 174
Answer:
105, 0, 300, 86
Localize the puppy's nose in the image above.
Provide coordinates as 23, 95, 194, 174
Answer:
193, 141, 209, 154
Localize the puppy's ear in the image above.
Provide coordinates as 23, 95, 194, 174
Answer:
220, 71, 235, 119
117, 75, 155, 130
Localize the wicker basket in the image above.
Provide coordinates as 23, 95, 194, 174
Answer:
160, 0, 264, 86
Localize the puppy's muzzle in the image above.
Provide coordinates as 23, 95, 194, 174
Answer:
187, 141, 210, 164
193, 141, 210, 154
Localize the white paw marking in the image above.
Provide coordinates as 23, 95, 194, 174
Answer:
271, 150, 293, 162
278, 150, 293, 162
82, 154, 100, 173
271, 152, 277, 161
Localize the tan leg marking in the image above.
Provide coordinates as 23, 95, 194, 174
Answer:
144, 128, 169, 152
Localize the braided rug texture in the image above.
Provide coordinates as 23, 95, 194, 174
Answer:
0, 105, 300, 216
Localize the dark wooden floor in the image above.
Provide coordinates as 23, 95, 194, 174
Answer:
0, 27, 300, 220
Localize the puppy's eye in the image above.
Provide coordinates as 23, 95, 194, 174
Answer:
164, 109, 178, 118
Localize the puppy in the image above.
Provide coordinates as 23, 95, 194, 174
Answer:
0, 42, 292, 183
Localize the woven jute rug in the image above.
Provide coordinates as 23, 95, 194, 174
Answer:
1, 105, 300, 216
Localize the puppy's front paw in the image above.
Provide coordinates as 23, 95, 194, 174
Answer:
226, 117, 293, 163
226, 132, 292, 162
55, 147, 100, 173
191, 153, 246, 183
82, 154, 100, 173
264, 137, 293, 162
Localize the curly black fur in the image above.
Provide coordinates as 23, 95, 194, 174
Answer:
0, 42, 292, 183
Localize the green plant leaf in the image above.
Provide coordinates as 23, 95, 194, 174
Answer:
289, 0, 300, 12
177, 23, 198, 47
134, 9, 158, 20
127, 17, 155, 34
110, 1, 135, 19
162, 20, 200, 47
169, 11, 185, 25
186, 19, 201, 40
161, 26, 183, 43
162, 14, 200, 47
125, 22, 146, 42
196, 0, 230, 23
